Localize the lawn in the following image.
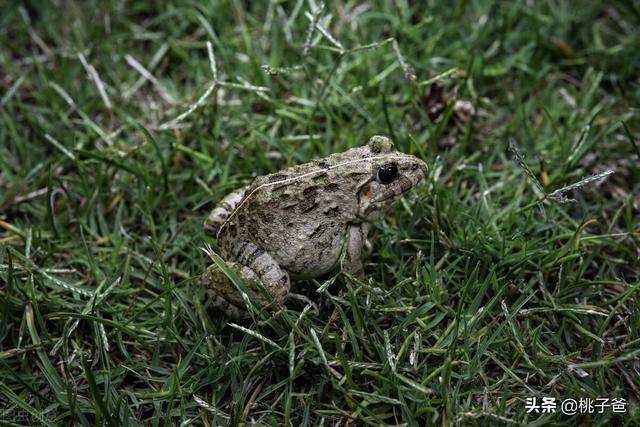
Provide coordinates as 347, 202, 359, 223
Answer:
1, 1, 639, 425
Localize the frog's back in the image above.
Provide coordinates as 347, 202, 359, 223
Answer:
215, 153, 367, 277
204, 162, 316, 236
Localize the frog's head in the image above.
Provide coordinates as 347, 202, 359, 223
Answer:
355, 136, 427, 221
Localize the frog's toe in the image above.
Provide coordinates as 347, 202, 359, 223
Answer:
206, 288, 250, 319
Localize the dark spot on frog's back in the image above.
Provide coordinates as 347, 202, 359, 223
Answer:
238, 211, 249, 223
301, 201, 318, 213
226, 222, 237, 235
318, 161, 330, 169
345, 170, 366, 180
303, 186, 318, 197
268, 173, 289, 184
281, 201, 299, 211
324, 182, 340, 192
312, 171, 328, 182
323, 205, 340, 216
247, 221, 266, 241
309, 223, 325, 238
299, 196, 318, 213
258, 210, 275, 223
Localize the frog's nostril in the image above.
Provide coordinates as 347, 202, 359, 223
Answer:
410, 161, 427, 175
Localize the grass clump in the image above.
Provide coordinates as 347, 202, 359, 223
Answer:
1, 1, 639, 425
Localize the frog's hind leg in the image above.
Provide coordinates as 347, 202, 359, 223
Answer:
202, 260, 260, 319
204, 188, 246, 236
203, 242, 290, 318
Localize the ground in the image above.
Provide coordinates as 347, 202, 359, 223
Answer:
1, 1, 639, 426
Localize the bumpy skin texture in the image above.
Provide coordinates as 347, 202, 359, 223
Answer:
203, 136, 427, 317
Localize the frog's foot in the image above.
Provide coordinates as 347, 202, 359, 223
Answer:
202, 261, 258, 319
203, 243, 291, 318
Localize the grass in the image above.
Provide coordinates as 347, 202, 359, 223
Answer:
0, 0, 639, 425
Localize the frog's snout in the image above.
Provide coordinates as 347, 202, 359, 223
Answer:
419, 160, 428, 176
406, 157, 428, 187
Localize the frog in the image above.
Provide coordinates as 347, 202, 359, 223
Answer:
202, 135, 427, 318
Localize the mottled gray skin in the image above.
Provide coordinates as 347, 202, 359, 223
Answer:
203, 136, 427, 318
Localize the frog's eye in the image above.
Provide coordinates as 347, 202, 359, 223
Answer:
377, 162, 398, 184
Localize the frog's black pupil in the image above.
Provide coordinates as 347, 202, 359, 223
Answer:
378, 162, 398, 184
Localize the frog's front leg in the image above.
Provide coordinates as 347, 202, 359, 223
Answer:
341, 223, 366, 279
203, 241, 290, 318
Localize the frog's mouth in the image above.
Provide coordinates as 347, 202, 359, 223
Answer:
358, 176, 414, 218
